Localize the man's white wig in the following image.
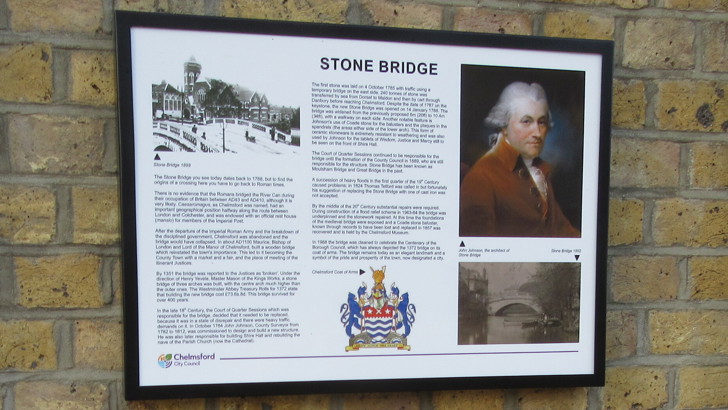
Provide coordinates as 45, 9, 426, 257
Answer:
484, 82, 550, 129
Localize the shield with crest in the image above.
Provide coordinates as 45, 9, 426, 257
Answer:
339, 266, 416, 351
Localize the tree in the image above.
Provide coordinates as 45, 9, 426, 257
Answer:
202, 79, 242, 118
291, 107, 300, 129
528, 263, 580, 328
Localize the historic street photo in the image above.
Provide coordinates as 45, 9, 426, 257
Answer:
458, 262, 580, 345
145, 31, 302, 156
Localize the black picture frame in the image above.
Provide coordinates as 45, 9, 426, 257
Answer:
115, 10, 611, 400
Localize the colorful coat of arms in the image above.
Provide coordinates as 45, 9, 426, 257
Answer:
340, 266, 416, 351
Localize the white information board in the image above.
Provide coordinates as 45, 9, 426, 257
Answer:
116, 11, 612, 400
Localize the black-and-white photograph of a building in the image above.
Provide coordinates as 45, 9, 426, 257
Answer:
458, 262, 580, 345
151, 56, 301, 155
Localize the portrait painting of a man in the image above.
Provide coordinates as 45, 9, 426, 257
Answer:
459, 66, 585, 238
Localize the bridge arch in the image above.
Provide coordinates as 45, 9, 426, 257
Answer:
487, 295, 542, 315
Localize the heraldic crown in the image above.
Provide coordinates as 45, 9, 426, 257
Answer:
339, 266, 416, 351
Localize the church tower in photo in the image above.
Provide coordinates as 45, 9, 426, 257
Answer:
184, 56, 202, 94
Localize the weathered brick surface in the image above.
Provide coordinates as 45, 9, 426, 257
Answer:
69, 50, 117, 107
656, 80, 728, 132
0, 0, 726, 408
113, 258, 123, 304
678, 366, 728, 408
432, 389, 505, 409
548, 0, 648, 9
653, 198, 728, 247
72, 186, 120, 245
0, 185, 56, 244
517, 388, 588, 409
612, 79, 646, 129
115, 0, 170, 12
623, 18, 695, 69
8, 114, 105, 175
14, 381, 108, 409
15, 254, 103, 308
0, 43, 52, 103
360, 0, 442, 29
453, 8, 532, 35
543, 12, 614, 40
650, 310, 728, 354
74, 320, 123, 370
221, 0, 347, 23
341, 392, 420, 410
610, 255, 679, 302
689, 142, 728, 188
218, 395, 328, 410
603, 367, 668, 410
610, 137, 680, 188
167, 0, 205, 14
608, 198, 643, 246
0, 320, 56, 370
660, 0, 728, 10
704, 21, 728, 72
128, 399, 206, 409
7, 0, 103, 33
606, 310, 637, 360
690, 256, 728, 300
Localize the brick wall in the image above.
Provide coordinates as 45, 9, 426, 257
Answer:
1, 0, 726, 409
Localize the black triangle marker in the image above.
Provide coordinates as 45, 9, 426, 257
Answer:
459, 241, 465, 247
575, 255, 580, 261
359, 269, 365, 275
154, 154, 161, 160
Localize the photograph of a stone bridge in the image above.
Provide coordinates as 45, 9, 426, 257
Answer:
150, 54, 301, 156
458, 262, 580, 345
152, 118, 299, 156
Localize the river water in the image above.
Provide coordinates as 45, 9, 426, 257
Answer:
458, 313, 577, 345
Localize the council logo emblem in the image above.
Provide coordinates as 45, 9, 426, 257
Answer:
157, 353, 173, 368
340, 266, 416, 351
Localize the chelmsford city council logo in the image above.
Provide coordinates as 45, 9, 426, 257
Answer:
157, 354, 173, 368
157, 352, 216, 368
340, 266, 416, 351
